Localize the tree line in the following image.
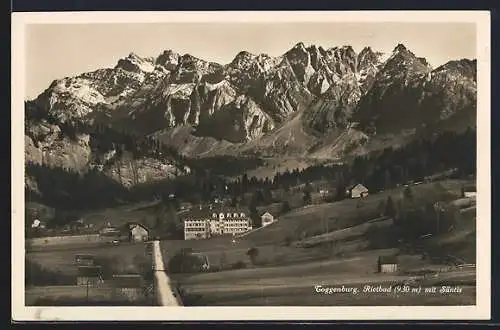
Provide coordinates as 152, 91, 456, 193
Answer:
25, 127, 475, 229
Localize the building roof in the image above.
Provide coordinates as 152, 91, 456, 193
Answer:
130, 223, 149, 232
378, 255, 398, 264
100, 226, 120, 233
260, 211, 274, 217
112, 274, 143, 288
463, 185, 476, 192
346, 183, 368, 191
77, 266, 102, 277
75, 254, 95, 260
180, 206, 249, 220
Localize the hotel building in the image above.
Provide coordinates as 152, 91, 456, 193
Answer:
182, 207, 253, 240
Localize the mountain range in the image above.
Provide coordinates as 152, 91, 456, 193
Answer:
25, 42, 477, 188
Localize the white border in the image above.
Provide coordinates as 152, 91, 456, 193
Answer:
12, 11, 491, 321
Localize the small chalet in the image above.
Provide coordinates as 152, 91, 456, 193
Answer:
74, 254, 95, 266
112, 274, 144, 301
462, 184, 476, 198
260, 212, 275, 227
76, 266, 103, 286
346, 183, 369, 199
377, 255, 399, 273
31, 219, 46, 229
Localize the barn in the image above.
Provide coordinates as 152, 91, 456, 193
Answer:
462, 184, 476, 198
346, 184, 369, 199
377, 256, 399, 273
112, 274, 144, 301
260, 212, 275, 227
127, 223, 150, 243
76, 266, 103, 286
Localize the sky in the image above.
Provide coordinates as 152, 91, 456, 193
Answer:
25, 22, 476, 100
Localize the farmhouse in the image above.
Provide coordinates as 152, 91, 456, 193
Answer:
74, 254, 95, 266
346, 184, 369, 199
377, 256, 399, 273
127, 223, 149, 243
76, 266, 103, 286
462, 185, 476, 198
112, 274, 144, 301
260, 212, 275, 227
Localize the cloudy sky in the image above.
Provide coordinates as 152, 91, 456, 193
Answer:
25, 22, 476, 100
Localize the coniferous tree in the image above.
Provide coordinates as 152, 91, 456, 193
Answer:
384, 196, 397, 219
280, 201, 291, 214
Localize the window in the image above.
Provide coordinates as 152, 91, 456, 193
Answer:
219, 213, 225, 219
240, 213, 245, 217
227, 213, 231, 218
212, 213, 217, 218
233, 213, 238, 218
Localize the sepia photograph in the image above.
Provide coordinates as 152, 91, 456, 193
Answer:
12, 10, 490, 321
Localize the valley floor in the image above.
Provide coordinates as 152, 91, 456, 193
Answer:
24, 179, 477, 307
161, 179, 476, 306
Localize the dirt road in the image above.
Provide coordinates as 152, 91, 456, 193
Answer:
152, 240, 183, 306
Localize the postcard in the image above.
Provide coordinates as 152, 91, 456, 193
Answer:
12, 10, 491, 321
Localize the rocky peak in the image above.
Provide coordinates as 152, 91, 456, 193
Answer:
321, 45, 358, 76
306, 45, 325, 71
357, 47, 378, 69
285, 42, 315, 84
229, 51, 257, 70
393, 43, 408, 53
114, 52, 155, 74
155, 50, 180, 71
381, 44, 432, 80
434, 58, 477, 81
292, 42, 307, 50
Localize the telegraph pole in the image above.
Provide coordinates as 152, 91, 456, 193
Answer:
261, 283, 264, 305
86, 279, 90, 303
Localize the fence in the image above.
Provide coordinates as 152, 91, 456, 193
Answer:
27, 234, 106, 247
296, 217, 394, 247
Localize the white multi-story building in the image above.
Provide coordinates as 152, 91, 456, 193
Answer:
184, 218, 210, 240
183, 207, 252, 240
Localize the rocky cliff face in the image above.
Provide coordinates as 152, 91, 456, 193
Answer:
26, 42, 477, 164
352, 45, 476, 134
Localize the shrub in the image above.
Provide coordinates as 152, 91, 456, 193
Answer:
283, 235, 293, 246
231, 261, 247, 270
93, 255, 124, 279
246, 247, 259, 265
168, 250, 206, 274
219, 252, 227, 269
